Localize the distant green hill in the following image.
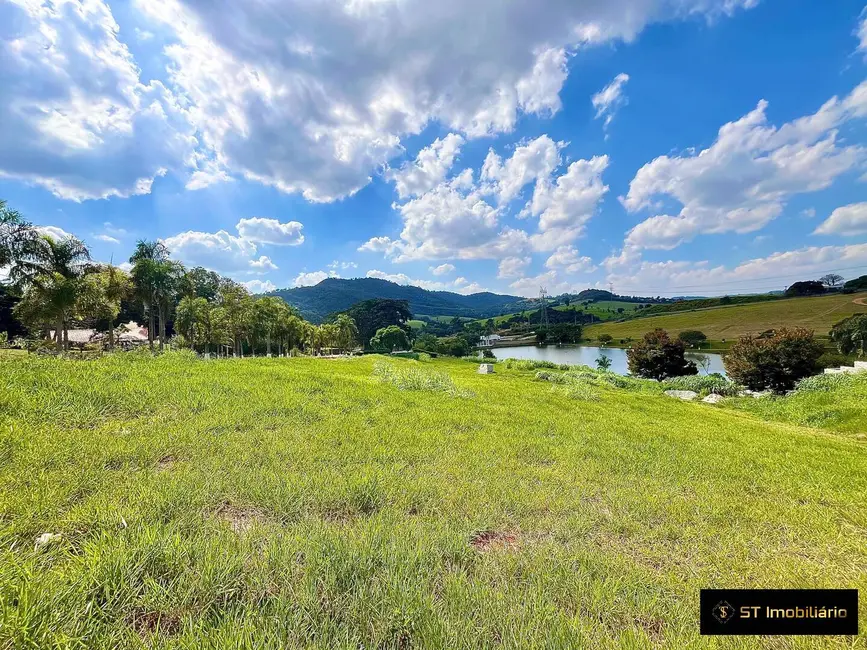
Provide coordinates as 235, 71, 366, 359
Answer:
265, 278, 531, 323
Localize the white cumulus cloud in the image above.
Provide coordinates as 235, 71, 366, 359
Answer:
814, 202, 867, 237
430, 263, 455, 276
0, 0, 195, 200
622, 80, 867, 251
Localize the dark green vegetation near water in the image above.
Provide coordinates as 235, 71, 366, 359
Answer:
1, 353, 865, 648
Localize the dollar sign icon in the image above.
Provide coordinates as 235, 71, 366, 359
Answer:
713, 601, 735, 624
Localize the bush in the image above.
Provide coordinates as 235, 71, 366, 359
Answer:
677, 330, 707, 348
627, 329, 698, 380
481, 349, 495, 359
829, 314, 867, 356
598, 334, 613, 345
724, 328, 824, 393
817, 352, 850, 369
794, 373, 856, 393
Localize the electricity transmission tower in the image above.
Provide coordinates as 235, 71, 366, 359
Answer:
539, 287, 549, 327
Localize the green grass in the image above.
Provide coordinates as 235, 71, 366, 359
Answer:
1, 352, 865, 648
725, 372, 867, 435
585, 291, 867, 341
407, 319, 426, 330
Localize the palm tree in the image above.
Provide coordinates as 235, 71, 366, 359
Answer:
77, 264, 131, 350
10, 234, 91, 351
176, 296, 209, 351
334, 314, 358, 355
130, 241, 178, 351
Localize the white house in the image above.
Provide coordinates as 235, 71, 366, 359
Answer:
478, 334, 503, 347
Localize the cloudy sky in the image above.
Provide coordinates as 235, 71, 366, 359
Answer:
2, 0, 866, 297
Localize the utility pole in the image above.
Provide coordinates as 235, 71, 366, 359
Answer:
539, 287, 549, 328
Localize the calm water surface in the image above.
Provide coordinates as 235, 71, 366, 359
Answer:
491, 345, 726, 377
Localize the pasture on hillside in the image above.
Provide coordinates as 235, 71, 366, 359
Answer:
1, 353, 865, 648
584, 292, 867, 342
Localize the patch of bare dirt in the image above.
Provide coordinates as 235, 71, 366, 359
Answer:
156, 455, 176, 470
215, 502, 266, 533
470, 530, 519, 552
129, 610, 182, 638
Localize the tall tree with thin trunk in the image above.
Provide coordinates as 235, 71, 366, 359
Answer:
10, 234, 90, 351
130, 241, 170, 351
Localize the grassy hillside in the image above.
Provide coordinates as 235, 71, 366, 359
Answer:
1, 353, 865, 648
481, 299, 640, 326
584, 291, 867, 341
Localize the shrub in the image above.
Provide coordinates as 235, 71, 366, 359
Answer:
417, 352, 432, 363
661, 373, 740, 397
481, 349, 495, 359
534, 370, 565, 383
598, 334, 613, 345
829, 314, 867, 357
817, 352, 850, 369
627, 329, 698, 380
677, 330, 707, 348
724, 328, 824, 393
794, 373, 856, 393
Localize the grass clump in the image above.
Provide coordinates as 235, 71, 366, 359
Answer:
661, 374, 741, 397
373, 360, 473, 398
725, 371, 867, 435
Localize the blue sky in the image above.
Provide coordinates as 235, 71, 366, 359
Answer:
1, 0, 866, 297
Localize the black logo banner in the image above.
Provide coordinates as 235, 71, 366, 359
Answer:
700, 589, 858, 635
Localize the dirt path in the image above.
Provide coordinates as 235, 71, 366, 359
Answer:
854, 297, 867, 306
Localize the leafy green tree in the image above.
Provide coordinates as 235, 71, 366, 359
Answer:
596, 355, 612, 371
627, 329, 698, 380
0, 200, 36, 269
176, 296, 210, 351
677, 330, 707, 348
437, 335, 470, 357
370, 325, 411, 352
253, 296, 287, 355
78, 264, 131, 350
217, 280, 254, 357
178, 267, 222, 301
785, 281, 825, 297
340, 299, 412, 349
843, 275, 867, 293
830, 315, 867, 357
597, 334, 613, 345
10, 234, 91, 351
724, 328, 823, 392
129, 240, 171, 351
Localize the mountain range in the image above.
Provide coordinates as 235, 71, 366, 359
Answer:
264, 278, 532, 323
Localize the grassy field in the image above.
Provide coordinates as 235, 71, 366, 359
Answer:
1, 353, 865, 648
584, 292, 867, 341
479, 300, 641, 327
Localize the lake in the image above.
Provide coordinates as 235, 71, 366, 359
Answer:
491, 344, 727, 376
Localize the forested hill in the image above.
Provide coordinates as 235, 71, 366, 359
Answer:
265, 278, 530, 323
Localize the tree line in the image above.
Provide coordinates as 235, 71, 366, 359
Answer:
0, 200, 364, 356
